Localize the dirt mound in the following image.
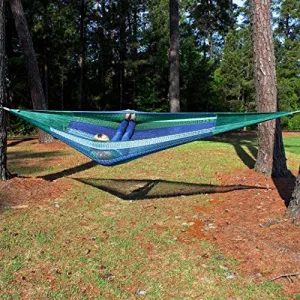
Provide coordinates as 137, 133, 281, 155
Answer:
0, 177, 71, 209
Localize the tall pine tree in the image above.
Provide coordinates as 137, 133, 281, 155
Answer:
251, 0, 289, 177
169, 0, 180, 112
10, 0, 53, 143
0, 0, 9, 180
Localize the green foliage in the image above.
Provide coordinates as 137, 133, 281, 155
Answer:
135, 77, 168, 112
217, 26, 255, 112
5, 0, 299, 133
180, 21, 224, 112
274, 0, 300, 116
8, 115, 36, 137
277, 77, 300, 111
191, 0, 237, 58
287, 114, 300, 131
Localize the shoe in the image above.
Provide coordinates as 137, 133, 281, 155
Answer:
130, 113, 136, 121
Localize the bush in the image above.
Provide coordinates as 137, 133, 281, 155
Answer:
7, 114, 37, 137
287, 114, 300, 131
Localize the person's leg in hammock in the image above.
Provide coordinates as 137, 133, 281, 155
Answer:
92, 113, 135, 160
121, 113, 136, 141
110, 112, 131, 141
93, 113, 130, 142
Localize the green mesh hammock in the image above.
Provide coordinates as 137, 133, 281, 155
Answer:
4, 107, 299, 166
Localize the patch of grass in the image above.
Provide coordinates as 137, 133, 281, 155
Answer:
34, 231, 53, 244
283, 136, 300, 155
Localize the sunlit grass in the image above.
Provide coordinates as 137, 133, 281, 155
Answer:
283, 136, 300, 155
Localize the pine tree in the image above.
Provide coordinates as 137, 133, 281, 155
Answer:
0, 0, 9, 180
169, 0, 180, 112
192, 0, 236, 58
274, 0, 300, 128
250, 0, 289, 177
10, 0, 53, 143
218, 26, 254, 111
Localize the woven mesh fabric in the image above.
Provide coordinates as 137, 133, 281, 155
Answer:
7, 108, 298, 166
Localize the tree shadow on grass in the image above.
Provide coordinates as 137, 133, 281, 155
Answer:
209, 133, 258, 169
40, 161, 98, 181
231, 142, 257, 169
7, 150, 69, 176
211, 132, 296, 206
74, 178, 266, 200
8, 137, 36, 147
8, 150, 65, 160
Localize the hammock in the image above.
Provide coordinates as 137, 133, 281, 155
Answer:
4, 107, 299, 166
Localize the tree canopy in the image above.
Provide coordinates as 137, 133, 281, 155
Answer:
4, 0, 299, 132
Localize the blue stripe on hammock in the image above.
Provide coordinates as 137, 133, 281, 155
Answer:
51, 126, 215, 166
68, 120, 216, 140
68, 121, 116, 137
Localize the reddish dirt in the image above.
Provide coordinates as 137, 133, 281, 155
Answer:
0, 176, 73, 209
7, 137, 70, 150
217, 130, 300, 139
180, 169, 300, 295
282, 131, 300, 137
2, 138, 74, 208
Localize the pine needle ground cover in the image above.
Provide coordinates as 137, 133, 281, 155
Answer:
1, 133, 300, 299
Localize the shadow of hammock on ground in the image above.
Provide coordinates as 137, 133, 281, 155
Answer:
74, 178, 266, 200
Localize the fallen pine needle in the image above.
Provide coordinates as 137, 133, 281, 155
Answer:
269, 273, 300, 282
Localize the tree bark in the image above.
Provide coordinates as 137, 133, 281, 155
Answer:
119, 0, 126, 110
9, 0, 53, 144
60, 68, 64, 110
43, 1, 49, 107
250, 0, 288, 177
169, 0, 180, 112
287, 167, 300, 223
0, 0, 10, 180
78, 0, 86, 109
43, 39, 49, 107
132, 5, 138, 106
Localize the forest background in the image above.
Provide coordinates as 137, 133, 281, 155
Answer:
5, 0, 300, 134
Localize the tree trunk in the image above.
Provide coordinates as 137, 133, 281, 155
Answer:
9, 0, 53, 144
209, 31, 213, 58
287, 167, 300, 223
78, 0, 86, 109
0, 0, 9, 180
119, 1, 126, 110
250, 0, 288, 177
43, 1, 49, 107
132, 5, 138, 107
169, 0, 180, 112
43, 39, 49, 107
60, 68, 64, 110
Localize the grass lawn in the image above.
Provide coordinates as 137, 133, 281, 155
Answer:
1, 134, 300, 299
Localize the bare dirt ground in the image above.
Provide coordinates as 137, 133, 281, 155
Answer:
2, 134, 300, 295
204, 169, 299, 295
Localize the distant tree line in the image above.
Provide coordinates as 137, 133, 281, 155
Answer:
3, 0, 298, 131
